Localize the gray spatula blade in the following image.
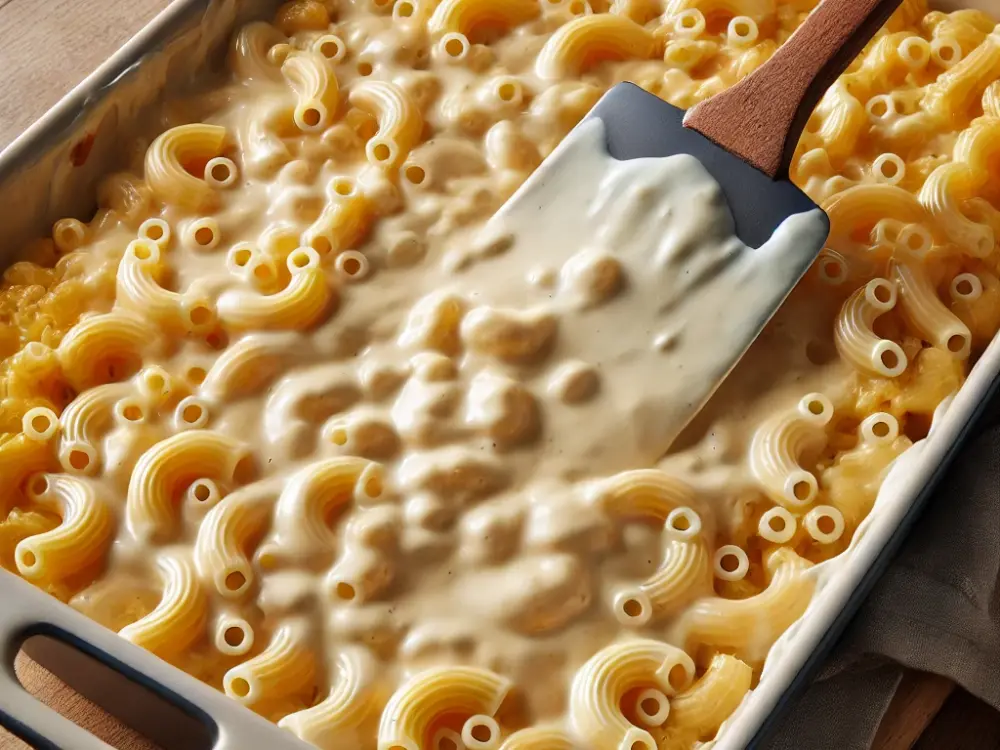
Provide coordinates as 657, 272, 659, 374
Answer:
590, 81, 829, 250
463, 82, 831, 475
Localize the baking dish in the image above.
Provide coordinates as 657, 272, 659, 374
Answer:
0, 0, 997, 748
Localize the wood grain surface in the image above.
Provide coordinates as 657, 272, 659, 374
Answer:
0, 1, 990, 748
3, 652, 159, 750
0, 0, 170, 151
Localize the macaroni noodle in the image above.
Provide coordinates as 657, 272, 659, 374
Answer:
1, 1, 998, 747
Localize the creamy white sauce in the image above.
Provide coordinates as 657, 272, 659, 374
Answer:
39, 11, 858, 739
455, 118, 830, 478
68, 113, 841, 729
1, 1, 981, 746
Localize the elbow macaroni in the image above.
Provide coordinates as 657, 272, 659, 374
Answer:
194, 482, 277, 598
378, 665, 511, 750
893, 261, 972, 358
223, 618, 317, 707
822, 414, 912, 527
282, 52, 340, 132
144, 124, 228, 211
216, 257, 334, 331
301, 180, 373, 255
428, 0, 540, 39
229, 21, 286, 82
614, 507, 713, 625
834, 279, 909, 378
0, 508, 59, 574
658, 653, 753, 745
278, 646, 381, 748
348, 81, 425, 169
535, 15, 658, 79
58, 382, 131, 475
569, 638, 695, 750
678, 548, 815, 663
748, 393, 833, 509
116, 240, 184, 330
57, 310, 156, 391
0, 434, 54, 511
16, 473, 114, 585
921, 27, 1000, 125
126, 430, 255, 542
268, 457, 384, 558
592, 469, 700, 523
119, 551, 207, 663
201, 331, 301, 401
2, 2, 998, 747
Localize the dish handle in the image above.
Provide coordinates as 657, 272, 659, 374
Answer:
0, 571, 307, 750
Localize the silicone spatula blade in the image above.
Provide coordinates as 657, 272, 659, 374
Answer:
596, 0, 906, 248
465, 0, 904, 470
587, 82, 823, 251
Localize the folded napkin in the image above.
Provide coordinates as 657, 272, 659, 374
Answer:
766, 398, 1000, 749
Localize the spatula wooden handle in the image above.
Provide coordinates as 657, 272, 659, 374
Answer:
683, 0, 904, 179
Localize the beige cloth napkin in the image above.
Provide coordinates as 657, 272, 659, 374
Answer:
767, 398, 1000, 748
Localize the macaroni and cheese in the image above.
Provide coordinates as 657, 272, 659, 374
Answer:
1, 0, 998, 748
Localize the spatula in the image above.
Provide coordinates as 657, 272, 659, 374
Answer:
453, 0, 903, 478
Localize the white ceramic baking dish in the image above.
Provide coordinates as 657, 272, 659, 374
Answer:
0, 1, 997, 747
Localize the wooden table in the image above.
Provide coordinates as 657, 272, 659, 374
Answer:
0, 1, 992, 748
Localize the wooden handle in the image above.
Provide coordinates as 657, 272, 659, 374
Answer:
683, 0, 904, 179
